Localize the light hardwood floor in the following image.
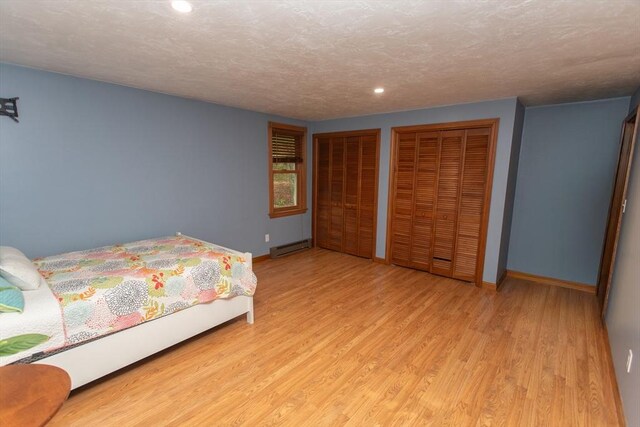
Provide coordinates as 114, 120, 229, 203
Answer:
50, 248, 622, 426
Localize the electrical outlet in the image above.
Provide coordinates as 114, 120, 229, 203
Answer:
265, 234, 270, 243
627, 349, 633, 373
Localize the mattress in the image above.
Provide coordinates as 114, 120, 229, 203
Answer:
0, 236, 256, 365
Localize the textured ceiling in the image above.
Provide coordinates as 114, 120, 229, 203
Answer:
0, 0, 639, 120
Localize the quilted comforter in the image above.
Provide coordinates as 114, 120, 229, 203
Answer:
0, 236, 257, 364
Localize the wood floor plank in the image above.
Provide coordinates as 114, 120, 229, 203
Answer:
48, 249, 622, 426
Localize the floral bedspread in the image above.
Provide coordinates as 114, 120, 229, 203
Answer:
33, 236, 257, 346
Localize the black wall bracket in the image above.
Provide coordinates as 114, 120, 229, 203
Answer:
0, 97, 19, 123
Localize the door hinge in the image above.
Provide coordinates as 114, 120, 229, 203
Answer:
622, 199, 627, 214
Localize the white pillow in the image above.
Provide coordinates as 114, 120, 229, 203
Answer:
0, 246, 44, 291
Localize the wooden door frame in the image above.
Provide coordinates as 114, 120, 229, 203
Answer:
385, 118, 499, 287
312, 129, 381, 259
597, 106, 639, 319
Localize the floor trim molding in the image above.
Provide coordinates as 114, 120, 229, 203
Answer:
506, 270, 596, 294
253, 254, 270, 264
497, 269, 507, 290
481, 269, 508, 291
481, 281, 497, 291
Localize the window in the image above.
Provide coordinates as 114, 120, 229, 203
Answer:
268, 122, 307, 218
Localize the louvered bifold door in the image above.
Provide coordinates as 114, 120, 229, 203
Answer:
357, 135, 377, 258
430, 130, 464, 277
410, 132, 439, 270
328, 138, 345, 251
453, 128, 490, 282
343, 136, 360, 256
316, 137, 331, 249
390, 133, 417, 267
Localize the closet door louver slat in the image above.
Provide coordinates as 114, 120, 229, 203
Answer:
453, 128, 490, 281
343, 137, 360, 256
390, 133, 418, 267
316, 137, 331, 249
358, 135, 378, 258
431, 130, 464, 277
329, 138, 345, 251
410, 131, 439, 270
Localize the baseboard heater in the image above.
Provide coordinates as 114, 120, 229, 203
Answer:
270, 239, 312, 258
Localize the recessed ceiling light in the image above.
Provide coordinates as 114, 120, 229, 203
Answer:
171, 1, 193, 13
374, 88, 384, 94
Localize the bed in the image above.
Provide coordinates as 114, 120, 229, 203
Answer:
0, 233, 256, 389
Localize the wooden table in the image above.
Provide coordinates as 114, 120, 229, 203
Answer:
0, 364, 71, 427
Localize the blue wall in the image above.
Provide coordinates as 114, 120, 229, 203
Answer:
497, 99, 525, 280
3, 62, 632, 290
507, 97, 631, 285
630, 86, 640, 114
312, 97, 521, 283
0, 63, 311, 258
605, 89, 640, 427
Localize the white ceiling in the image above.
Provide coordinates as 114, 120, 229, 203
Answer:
1, 0, 639, 120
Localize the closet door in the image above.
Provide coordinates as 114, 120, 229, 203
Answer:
328, 138, 345, 251
390, 133, 417, 267
410, 131, 439, 270
314, 129, 380, 260
343, 136, 360, 256
358, 135, 377, 258
316, 137, 332, 249
453, 128, 491, 282
430, 130, 464, 277
388, 121, 495, 285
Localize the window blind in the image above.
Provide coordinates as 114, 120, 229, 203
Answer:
272, 131, 303, 163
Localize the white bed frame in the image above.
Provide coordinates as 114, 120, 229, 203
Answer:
34, 233, 254, 390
